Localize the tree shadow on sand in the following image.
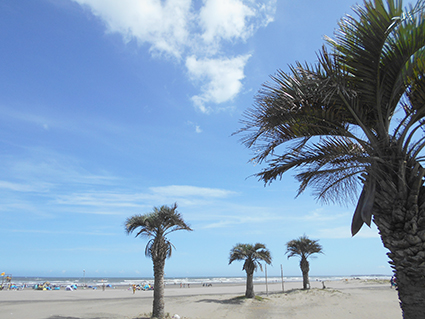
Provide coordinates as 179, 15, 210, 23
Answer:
48, 316, 150, 319
48, 317, 104, 319
196, 295, 264, 305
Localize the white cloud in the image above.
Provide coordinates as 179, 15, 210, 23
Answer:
72, 0, 276, 111
199, 0, 255, 44
74, 0, 192, 59
186, 55, 251, 113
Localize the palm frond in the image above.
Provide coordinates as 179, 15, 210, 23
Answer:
256, 136, 370, 203
229, 243, 272, 272
125, 203, 192, 261
286, 235, 323, 260
237, 0, 425, 238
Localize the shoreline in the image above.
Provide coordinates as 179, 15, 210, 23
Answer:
0, 279, 401, 319
3, 274, 392, 289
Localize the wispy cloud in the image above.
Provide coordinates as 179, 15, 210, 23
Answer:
72, 0, 276, 112
299, 208, 348, 222
0, 106, 54, 131
316, 225, 380, 239
186, 121, 203, 133
7, 154, 116, 187
2, 228, 116, 236
10, 184, 240, 216
150, 185, 237, 198
0, 180, 40, 192
202, 214, 279, 229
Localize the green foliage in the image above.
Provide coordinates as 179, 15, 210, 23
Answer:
286, 235, 323, 260
125, 203, 192, 261
229, 243, 272, 274
236, 0, 425, 236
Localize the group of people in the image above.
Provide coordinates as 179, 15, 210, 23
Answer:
131, 283, 153, 293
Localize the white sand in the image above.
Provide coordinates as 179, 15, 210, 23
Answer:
0, 279, 401, 319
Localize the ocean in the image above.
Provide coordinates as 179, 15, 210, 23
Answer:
2, 275, 391, 289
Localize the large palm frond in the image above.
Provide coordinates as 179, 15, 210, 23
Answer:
237, 0, 425, 214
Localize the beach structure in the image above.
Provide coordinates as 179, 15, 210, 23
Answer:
229, 243, 272, 298
1, 273, 12, 290
125, 203, 192, 319
236, 0, 425, 316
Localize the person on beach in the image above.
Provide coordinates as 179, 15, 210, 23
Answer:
132, 284, 136, 294
390, 276, 397, 289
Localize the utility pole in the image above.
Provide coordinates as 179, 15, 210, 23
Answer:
281, 264, 284, 292
265, 264, 268, 296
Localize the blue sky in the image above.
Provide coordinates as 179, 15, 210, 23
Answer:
0, 0, 394, 279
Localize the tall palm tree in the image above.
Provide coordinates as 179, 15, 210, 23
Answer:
286, 236, 323, 289
229, 243, 272, 298
125, 203, 192, 319
237, 0, 425, 317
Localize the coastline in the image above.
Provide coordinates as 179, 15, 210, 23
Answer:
4, 274, 392, 288
0, 279, 401, 319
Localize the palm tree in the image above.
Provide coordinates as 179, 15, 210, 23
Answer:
236, 0, 425, 317
286, 236, 323, 289
228, 243, 272, 298
125, 203, 192, 319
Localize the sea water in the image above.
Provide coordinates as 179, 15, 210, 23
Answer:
3, 275, 391, 289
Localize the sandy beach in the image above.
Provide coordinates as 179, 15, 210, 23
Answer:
0, 279, 401, 319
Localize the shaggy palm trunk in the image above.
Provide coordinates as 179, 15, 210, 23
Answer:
372, 164, 425, 319
245, 270, 255, 298
300, 256, 310, 290
152, 258, 166, 319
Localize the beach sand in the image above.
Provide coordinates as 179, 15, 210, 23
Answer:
0, 279, 401, 319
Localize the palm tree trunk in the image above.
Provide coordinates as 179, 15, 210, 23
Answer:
245, 270, 255, 298
373, 167, 425, 319
300, 256, 310, 289
152, 258, 166, 319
